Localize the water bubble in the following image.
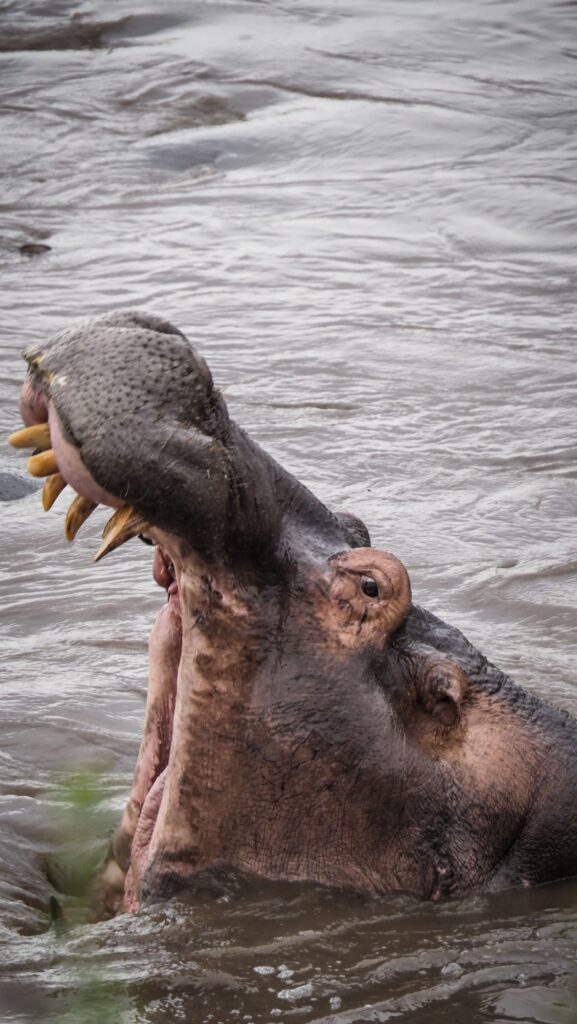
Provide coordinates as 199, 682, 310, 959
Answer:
441, 962, 464, 978
278, 983, 314, 1002
277, 965, 294, 980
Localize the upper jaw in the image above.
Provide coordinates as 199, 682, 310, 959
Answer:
18, 312, 280, 569
10, 310, 356, 574
10, 311, 235, 560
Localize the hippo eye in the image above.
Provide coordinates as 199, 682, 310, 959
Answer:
360, 575, 379, 598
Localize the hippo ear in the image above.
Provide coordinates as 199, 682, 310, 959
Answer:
418, 657, 469, 728
334, 510, 371, 548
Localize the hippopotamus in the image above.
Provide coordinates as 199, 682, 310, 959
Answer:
9, 310, 577, 914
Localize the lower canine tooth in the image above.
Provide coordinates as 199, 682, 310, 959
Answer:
8, 423, 51, 450
95, 506, 148, 563
42, 473, 67, 511
27, 449, 58, 478
65, 495, 97, 542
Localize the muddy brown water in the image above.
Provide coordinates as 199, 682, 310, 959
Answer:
1, 1, 577, 1021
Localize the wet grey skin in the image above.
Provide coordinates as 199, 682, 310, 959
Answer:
18, 311, 577, 911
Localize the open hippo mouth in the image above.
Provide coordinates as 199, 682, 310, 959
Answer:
11, 310, 412, 910
10, 310, 577, 912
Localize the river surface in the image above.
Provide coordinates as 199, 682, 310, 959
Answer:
1, 1, 577, 1021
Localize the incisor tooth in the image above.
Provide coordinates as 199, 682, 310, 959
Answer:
42, 473, 67, 512
9, 423, 51, 450
27, 449, 59, 477
64, 495, 97, 542
94, 506, 148, 563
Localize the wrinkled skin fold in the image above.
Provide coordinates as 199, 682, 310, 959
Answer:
12, 311, 577, 914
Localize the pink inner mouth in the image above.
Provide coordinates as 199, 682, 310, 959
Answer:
152, 546, 181, 616
110, 542, 184, 911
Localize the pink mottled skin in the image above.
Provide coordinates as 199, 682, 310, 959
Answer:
101, 567, 181, 914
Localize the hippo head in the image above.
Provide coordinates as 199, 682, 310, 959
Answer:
11, 311, 577, 911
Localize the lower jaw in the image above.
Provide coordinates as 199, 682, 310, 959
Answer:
120, 574, 182, 911
125, 768, 168, 911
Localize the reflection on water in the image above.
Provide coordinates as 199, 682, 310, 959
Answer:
1, 0, 576, 1020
